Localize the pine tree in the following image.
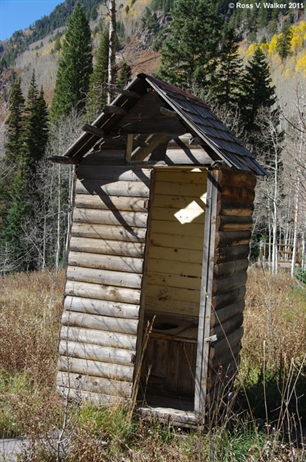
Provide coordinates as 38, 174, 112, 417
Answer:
158, 0, 221, 94
86, 30, 109, 120
240, 46, 276, 133
212, 28, 243, 109
21, 70, 48, 169
50, 2, 93, 123
4, 77, 24, 165
276, 23, 293, 60
117, 61, 132, 88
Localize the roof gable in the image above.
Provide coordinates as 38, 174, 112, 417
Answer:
58, 73, 267, 175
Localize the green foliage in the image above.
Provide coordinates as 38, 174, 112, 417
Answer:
276, 22, 293, 60
117, 61, 132, 88
50, 2, 93, 123
158, 0, 221, 94
4, 77, 24, 164
86, 30, 109, 120
212, 28, 244, 109
240, 46, 276, 132
294, 267, 306, 284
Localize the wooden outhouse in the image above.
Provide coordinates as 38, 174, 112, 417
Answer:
53, 74, 267, 426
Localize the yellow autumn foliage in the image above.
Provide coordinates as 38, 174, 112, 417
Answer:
245, 43, 258, 57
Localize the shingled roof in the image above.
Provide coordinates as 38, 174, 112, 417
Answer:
61, 73, 267, 175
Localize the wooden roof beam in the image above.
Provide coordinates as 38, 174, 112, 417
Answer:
82, 124, 105, 137
130, 133, 167, 162
49, 156, 79, 165
160, 107, 179, 118
112, 87, 142, 98
103, 105, 127, 115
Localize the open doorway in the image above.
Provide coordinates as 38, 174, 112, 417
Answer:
139, 167, 208, 411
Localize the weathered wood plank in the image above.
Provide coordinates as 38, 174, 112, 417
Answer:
64, 296, 140, 319
68, 252, 144, 274
59, 340, 135, 366
144, 300, 199, 320
215, 230, 252, 248
146, 258, 202, 278
212, 286, 246, 310
154, 169, 207, 183
148, 246, 203, 264
216, 216, 253, 232
58, 356, 134, 381
210, 300, 245, 326
153, 194, 206, 210
76, 165, 152, 182
61, 311, 138, 335
65, 280, 141, 304
147, 272, 201, 291
212, 272, 248, 295
151, 206, 205, 224
150, 220, 204, 237
213, 259, 249, 278
149, 232, 204, 251
214, 245, 250, 263
69, 237, 145, 257
71, 223, 147, 242
57, 371, 133, 398
73, 208, 148, 228
154, 181, 207, 197
146, 284, 200, 304
217, 200, 254, 217
75, 194, 148, 212
75, 179, 150, 197
60, 326, 137, 350
66, 266, 142, 289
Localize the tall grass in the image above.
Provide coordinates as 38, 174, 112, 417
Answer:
0, 268, 305, 461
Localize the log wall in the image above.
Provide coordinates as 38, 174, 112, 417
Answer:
57, 164, 151, 404
206, 168, 255, 405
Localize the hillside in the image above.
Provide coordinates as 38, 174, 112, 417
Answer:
1, 0, 306, 121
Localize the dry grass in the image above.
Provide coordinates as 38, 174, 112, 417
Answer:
0, 267, 305, 460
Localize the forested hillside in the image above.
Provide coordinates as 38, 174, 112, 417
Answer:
0, 0, 305, 278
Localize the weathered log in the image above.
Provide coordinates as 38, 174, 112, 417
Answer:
103, 105, 127, 115
65, 280, 141, 304
165, 148, 212, 165
209, 327, 243, 359
71, 223, 147, 242
214, 245, 250, 264
218, 169, 257, 189
61, 311, 138, 335
60, 326, 137, 350
216, 200, 254, 217
76, 165, 152, 182
57, 371, 133, 398
212, 285, 246, 310
216, 216, 253, 232
82, 124, 105, 137
75, 179, 150, 198
59, 340, 135, 366
58, 356, 134, 382
213, 259, 249, 278
68, 252, 144, 274
69, 236, 145, 257
210, 299, 245, 326
74, 194, 148, 212
218, 185, 255, 202
73, 208, 148, 228
212, 271, 248, 295
210, 313, 244, 340
64, 296, 140, 319
57, 387, 129, 406
66, 266, 142, 289
215, 230, 252, 248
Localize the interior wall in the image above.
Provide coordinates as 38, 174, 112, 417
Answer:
144, 168, 208, 322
